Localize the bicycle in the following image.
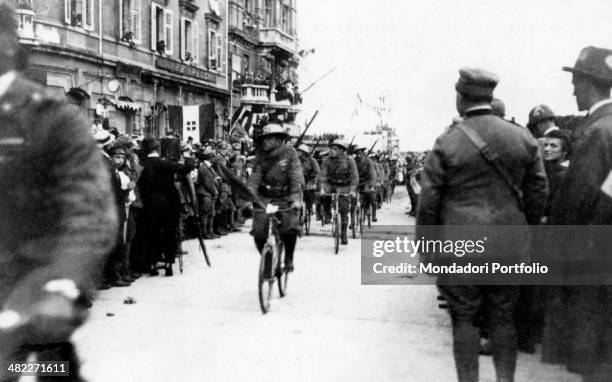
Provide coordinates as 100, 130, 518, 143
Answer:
255, 204, 293, 314
321, 191, 350, 254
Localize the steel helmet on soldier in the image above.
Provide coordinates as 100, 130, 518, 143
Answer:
296, 144, 311, 153
527, 104, 555, 128
329, 139, 348, 150
259, 123, 289, 138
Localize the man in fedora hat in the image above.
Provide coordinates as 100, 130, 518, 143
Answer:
248, 124, 304, 272
0, 3, 117, 379
416, 67, 547, 382
137, 137, 194, 276
319, 139, 358, 244
548, 46, 612, 381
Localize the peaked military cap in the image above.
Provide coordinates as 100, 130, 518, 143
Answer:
455, 67, 499, 98
563, 46, 612, 84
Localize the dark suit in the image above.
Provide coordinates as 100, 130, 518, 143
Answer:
550, 102, 612, 378
0, 74, 117, 377
138, 156, 193, 266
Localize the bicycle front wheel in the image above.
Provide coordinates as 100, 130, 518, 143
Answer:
277, 243, 288, 297
258, 244, 274, 314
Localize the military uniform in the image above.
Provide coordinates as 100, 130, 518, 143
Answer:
416, 68, 547, 382
0, 73, 118, 378
248, 124, 304, 270
195, 147, 220, 239
320, 140, 359, 243
297, 144, 321, 214
354, 150, 377, 221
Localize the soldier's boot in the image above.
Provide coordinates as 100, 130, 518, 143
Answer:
282, 233, 297, 272
372, 206, 378, 222
229, 211, 240, 232
341, 218, 348, 245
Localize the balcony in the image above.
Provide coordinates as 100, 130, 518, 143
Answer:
240, 84, 300, 112
258, 27, 298, 56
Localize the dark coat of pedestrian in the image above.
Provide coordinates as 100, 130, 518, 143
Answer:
0, 72, 117, 376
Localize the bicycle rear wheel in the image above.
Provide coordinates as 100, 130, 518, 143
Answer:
258, 244, 274, 314
333, 213, 340, 254
305, 209, 311, 235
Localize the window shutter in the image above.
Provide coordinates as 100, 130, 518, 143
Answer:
164, 9, 173, 55
131, 0, 141, 43
150, 3, 157, 50
208, 29, 215, 69
87, 0, 94, 30
217, 34, 223, 71
192, 21, 199, 62
180, 17, 186, 60
64, 0, 71, 24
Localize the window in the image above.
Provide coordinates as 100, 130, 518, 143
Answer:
281, 5, 289, 33
151, 3, 172, 55
17, 9, 35, 39
119, 0, 141, 44
208, 29, 224, 71
208, 29, 217, 70
264, 0, 272, 27
64, 0, 94, 30
180, 17, 198, 62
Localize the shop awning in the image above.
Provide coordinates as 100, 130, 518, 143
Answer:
109, 98, 141, 112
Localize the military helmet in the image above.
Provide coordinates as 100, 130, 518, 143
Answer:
329, 139, 348, 150
259, 123, 289, 138
527, 105, 555, 127
296, 144, 311, 153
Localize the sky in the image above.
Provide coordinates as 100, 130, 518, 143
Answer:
296, 0, 612, 151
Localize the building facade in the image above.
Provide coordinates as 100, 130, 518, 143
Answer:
14, 0, 231, 140
227, 0, 301, 137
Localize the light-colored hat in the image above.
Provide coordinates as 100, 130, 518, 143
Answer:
296, 144, 311, 153
329, 139, 348, 150
260, 124, 289, 138
94, 130, 114, 148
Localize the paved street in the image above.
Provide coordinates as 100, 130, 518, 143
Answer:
73, 188, 580, 382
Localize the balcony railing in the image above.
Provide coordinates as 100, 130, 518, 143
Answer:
240, 83, 301, 110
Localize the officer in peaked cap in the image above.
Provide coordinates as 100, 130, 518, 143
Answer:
416, 67, 547, 382
455, 67, 499, 100
551, 46, 612, 381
